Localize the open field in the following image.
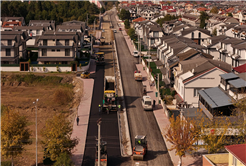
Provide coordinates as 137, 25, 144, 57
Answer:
1, 73, 83, 166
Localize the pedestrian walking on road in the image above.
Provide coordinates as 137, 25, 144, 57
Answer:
76, 116, 79, 126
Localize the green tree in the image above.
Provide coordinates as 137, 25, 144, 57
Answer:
228, 13, 233, 17
53, 152, 74, 166
41, 113, 78, 161
210, 7, 218, 14
1, 110, 31, 165
200, 11, 209, 29
164, 115, 199, 166
127, 28, 136, 40
212, 28, 217, 36
119, 8, 130, 20
124, 19, 130, 29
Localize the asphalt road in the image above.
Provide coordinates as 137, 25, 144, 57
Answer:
82, 66, 126, 166
109, 10, 174, 166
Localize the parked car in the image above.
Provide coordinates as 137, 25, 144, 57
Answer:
113, 30, 117, 33
133, 51, 139, 57
81, 71, 90, 78
102, 29, 105, 32
119, 28, 122, 31
142, 96, 152, 111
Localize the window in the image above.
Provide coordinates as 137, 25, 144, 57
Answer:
43, 39, 47, 46
65, 39, 69, 46
52, 49, 55, 52
151, 39, 155, 44
194, 88, 201, 97
36, 30, 40, 35
53, 39, 55, 41
238, 50, 241, 56
192, 32, 194, 39
65, 49, 70, 56
57, 49, 60, 52
57, 39, 59, 42
42, 49, 47, 56
232, 156, 237, 166
8, 40, 12, 46
198, 32, 201, 38
6, 49, 10, 56
153, 32, 159, 37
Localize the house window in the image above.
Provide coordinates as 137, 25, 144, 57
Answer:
224, 43, 227, 49
52, 49, 55, 52
57, 39, 59, 42
192, 32, 194, 39
8, 40, 12, 46
65, 49, 70, 56
153, 32, 159, 37
198, 32, 201, 38
194, 88, 201, 97
42, 49, 47, 56
232, 156, 237, 166
151, 39, 155, 44
65, 39, 69, 46
36, 30, 40, 35
43, 40, 47, 46
238, 50, 241, 56
57, 49, 60, 52
6, 49, 11, 56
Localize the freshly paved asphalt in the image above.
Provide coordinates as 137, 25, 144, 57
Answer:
109, 10, 173, 166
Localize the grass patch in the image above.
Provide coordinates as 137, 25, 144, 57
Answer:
53, 88, 73, 105
8, 74, 72, 88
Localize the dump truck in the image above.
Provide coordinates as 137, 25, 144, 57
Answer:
133, 135, 147, 160
103, 76, 117, 112
134, 70, 142, 81
95, 141, 107, 166
96, 52, 105, 65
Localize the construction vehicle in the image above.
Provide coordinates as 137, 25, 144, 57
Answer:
133, 135, 147, 160
96, 52, 105, 65
103, 76, 117, 112
95, 141, 107, 166
134, 70, 142, 81
81, 71, 90, 78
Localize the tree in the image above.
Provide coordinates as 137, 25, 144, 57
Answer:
53, 152, 74, 166
210, 7, 218, 14
228, 13, 233, 17
119, 8, 130, 20
1, 110, 31, 165
212, 28, 217, 36
124, 19, 130, 29
164, 115, 199, 166
41, 113, 78, 161
200, 11, 209, 29
127, 28, 136, 40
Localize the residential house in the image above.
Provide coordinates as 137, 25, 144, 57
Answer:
181, 27, 211, 45
171, 23, 191, 36
142, 23, 163, 49
209, 14, 239, 24
185, 3, 194, 11
217, 24, 236, 37
202, 35, 230, 60
36, 32, 79, 64
174, 58, 231, 107
29, 20, 55, 31
1, 17, 25, 31
231, 25, 246, 40
140, 7, 156, 20
1, 31, 29, 64
225, 144, 246, 166
233, 63, 246, 74
216, 37, 245, 66
181, 13, 200, 27
239, 10, 246, 24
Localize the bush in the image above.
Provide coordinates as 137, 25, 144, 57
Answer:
150, 62, 156, 70
53, 88, 73, 105
1, 161, 11, 166
53, 152, 74, 166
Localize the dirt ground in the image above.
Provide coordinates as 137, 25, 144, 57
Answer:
1, 72, 84, 166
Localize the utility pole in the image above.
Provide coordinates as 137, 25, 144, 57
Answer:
87, 13, 88, 27
90, 34, 93, 56
157, 73, 160, 105
33, 99, 39, 166
139, 37, 141, 64
94, 19, 95, 33
97, 118, 102, 166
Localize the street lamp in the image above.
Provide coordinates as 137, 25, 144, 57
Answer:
33, 99, 39, 166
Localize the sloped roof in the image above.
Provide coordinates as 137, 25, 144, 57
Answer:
225, 144, 246, 165
233, 63, 246, 73
181, 27, 210, 36
133, 17, 146, 22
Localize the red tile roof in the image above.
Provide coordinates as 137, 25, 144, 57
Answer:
2, 21, 22, 29
233, 63, 246, 73
197, 7, 208, 11
161, 6, 174, 11
225, 144, 246, 165
132, 17, 146, 22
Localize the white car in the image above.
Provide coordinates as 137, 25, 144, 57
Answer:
142, 96, 152, 111
113, 30, 117, 33
102, 29, 105, 32
133, 51, 139, 57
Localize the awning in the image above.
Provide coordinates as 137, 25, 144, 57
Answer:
37, 57, 75, 61
1, 57, 17, 62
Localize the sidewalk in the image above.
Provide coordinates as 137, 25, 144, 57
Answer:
71, 60, 96, 166
136, 64, 202, 166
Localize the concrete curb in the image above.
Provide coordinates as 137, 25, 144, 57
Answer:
113, 40, 133, 157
